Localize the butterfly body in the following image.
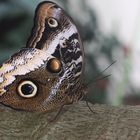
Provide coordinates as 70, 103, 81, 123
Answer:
0, 1, 85, 112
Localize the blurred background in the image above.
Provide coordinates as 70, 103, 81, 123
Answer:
0, 0, 139, 106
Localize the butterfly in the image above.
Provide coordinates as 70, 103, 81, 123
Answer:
0, 1, 86, 112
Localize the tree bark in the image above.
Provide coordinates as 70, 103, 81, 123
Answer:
0, 101, 140, 140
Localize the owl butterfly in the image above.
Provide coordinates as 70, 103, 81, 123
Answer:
0, 1, 86, 112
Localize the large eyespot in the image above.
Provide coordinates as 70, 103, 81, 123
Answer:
48, 18, 58, 28
17, 81, 37, 98
46, 58, 62, 73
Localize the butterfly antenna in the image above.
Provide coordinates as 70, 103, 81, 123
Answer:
94, 60, 116, 79
91, 74, 111, 84
85, 61, 116, 110
87, 60, 116, 85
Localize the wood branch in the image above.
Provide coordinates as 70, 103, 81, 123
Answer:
0, 101, 140, 140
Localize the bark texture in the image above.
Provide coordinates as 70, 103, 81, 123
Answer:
0, 101, 140, 140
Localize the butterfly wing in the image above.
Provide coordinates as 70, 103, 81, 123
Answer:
0, 1, 85, 112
